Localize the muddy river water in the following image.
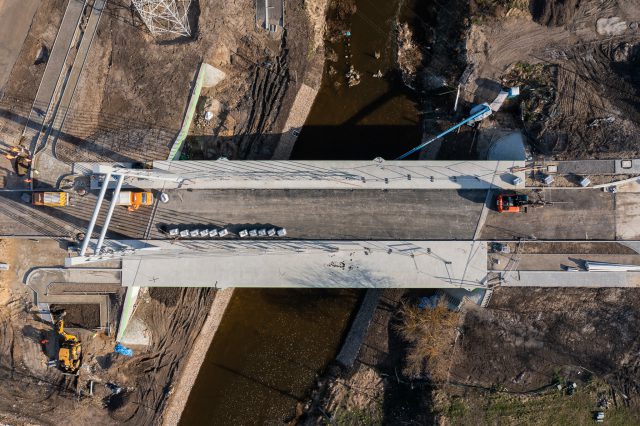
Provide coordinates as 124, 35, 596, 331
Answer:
180, 0, 421, 423
292, 0, 421, 160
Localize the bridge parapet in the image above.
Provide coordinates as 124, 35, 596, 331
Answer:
83, 159, 525, 190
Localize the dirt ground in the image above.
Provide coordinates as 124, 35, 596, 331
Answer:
0, 0, 321, 166
0, 238, 214, 425
51, 0, 319, 163
438, 287, 640, 424
0, 0, 323, 423
462, 0, 640, 159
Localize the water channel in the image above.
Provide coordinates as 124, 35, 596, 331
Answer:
180, 0, 422, 423
291, 0, 421, 160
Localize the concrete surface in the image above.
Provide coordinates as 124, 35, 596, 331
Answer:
336, 289, 383, 368
120, 240, 488, 288
118, 316, 150, 346
272, 84, 320, 160
615, 159, 640, 174
557, 160, 617, 175
25, 267, 121, 330
502, 271, 640, 287
23, 0, 85, 150
486, 132, 526, 161
489, 253, 640, 271
0, 0, 40, 91
92, 160, 526, 190
615, 193, 640, 240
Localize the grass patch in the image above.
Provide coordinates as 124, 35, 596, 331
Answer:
440, 379, 640, 425
329, 405, 383, 426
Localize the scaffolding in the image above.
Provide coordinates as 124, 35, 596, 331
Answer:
132, 0, 192, 37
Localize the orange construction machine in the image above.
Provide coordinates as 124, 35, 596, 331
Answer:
496, 193, 531, 213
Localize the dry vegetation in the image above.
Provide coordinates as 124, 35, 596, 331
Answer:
394, 300, 461, 382
396, 22, 424, 88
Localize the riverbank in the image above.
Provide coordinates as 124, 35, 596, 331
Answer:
162, 289, 234, 426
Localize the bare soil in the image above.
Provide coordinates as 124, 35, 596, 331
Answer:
0, 237, 215, 425
437, 287, 640, 423
463, 0, 640, 159
49, 303, 100, 329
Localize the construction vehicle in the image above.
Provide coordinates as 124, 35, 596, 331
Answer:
396, 87, 519, 159
496, 192, 556, 213
116, 190, 154, 211
54, 312, 82, 375
32, 191, 70, 206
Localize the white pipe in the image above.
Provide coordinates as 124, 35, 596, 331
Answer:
79, 172, 111, 256
95, 174, 124, 254
264, 0, 269, 30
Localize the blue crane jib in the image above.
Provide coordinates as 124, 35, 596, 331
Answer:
395, 87, 519, 160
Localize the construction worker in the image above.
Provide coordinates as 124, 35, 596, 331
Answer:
4, 153, 15, 160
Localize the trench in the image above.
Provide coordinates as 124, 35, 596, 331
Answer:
179, 0, 425, 423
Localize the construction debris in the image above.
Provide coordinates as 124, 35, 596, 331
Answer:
346, 65, 361, 87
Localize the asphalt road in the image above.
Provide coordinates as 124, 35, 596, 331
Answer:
147, 189, 488, 240
480, 189, 617, 240
0, 188, 634, 242
0, 191, 151, 239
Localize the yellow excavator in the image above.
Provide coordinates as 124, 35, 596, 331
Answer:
54, 312, 82, 375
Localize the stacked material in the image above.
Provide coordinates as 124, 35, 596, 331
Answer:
585, 261, 640, 271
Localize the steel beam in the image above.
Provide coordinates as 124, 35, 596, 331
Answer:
95, 174, 124, 254
79, 171, 111, 256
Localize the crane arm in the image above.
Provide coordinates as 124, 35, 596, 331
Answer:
396, 104, 491, 160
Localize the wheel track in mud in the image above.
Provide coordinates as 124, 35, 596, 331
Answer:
238, 38, 291, 159
111, 288, 214, 424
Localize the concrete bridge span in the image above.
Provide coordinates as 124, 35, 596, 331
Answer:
88, 160, 525, 190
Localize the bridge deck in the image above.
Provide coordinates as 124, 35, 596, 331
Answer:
120, 240, 488, 288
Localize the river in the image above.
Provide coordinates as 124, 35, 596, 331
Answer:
291, 0, 421, 160
179, 0, 421, 423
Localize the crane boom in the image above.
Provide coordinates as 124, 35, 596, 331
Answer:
396, 104, 491, 160
395, 86, 519, 160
